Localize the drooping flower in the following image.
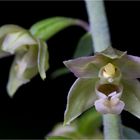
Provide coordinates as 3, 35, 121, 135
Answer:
63, 47, 140, 124
0, 25, 49, 97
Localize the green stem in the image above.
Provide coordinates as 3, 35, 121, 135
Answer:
85, 0, 111, 52
103, 114, 121, 140
85, 1, 121, 140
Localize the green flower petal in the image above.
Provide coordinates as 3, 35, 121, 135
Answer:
63, 55, 109, 78
64, 78, 98, 125
37, 39, 49, 80
115, 55, 140, 79
122, 125, 140, 139
99, 46, 126, 59
121, 79, 140, 118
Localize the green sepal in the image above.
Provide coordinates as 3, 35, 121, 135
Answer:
121, 79, 140, 118
64, 78, 98, 125
99, 46, 127, 59
64, 55, 109, 78
7, 46, 38, 97
122, 125, 140, 139
114, 54, 140, 79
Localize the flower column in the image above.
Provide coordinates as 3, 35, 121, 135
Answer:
85, 0, 121, 139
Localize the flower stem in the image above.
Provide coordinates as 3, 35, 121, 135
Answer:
85, 1, 121, 140
85, 0, 111, 52
103, 114, 121, 140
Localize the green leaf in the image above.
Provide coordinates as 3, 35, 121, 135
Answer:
64, 78, 98, 125
73, 32, 93, 58
122, 126, 140, 139
37, 40, 49, 79
77, 108, 102, 136
47, 108, 103, 140
121, 79, 140, 118
30, 17, 88, 40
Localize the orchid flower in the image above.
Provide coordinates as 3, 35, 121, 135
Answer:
0, 25, 49, 97
63, 47, 140, 124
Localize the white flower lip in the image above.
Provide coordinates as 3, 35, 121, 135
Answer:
95, 83, 125, 114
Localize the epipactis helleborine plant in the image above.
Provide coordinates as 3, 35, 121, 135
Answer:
63, 47, 140, 124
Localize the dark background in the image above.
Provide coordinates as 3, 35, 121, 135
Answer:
0, 1, 140, 139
